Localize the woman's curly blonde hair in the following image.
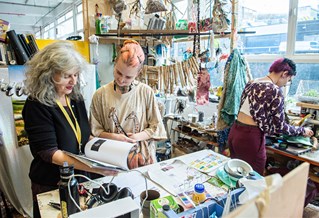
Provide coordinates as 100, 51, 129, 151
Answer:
24, 41, 88, 106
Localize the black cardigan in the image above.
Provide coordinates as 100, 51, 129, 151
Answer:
22, 97, 91, 186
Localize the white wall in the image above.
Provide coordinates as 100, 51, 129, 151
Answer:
90, 43, 115, 86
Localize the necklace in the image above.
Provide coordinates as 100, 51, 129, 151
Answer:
267, 75, 274, 84
113, 81, 133, 94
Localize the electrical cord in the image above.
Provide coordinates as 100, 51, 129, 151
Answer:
130, 169, 149, 217
67, 174, 114, 211
67, 169, 149, 214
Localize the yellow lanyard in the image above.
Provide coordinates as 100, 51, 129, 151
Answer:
56, 96, 82, 148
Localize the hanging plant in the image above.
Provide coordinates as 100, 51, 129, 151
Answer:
145, 0, 167, 14
129, 0, 143, 18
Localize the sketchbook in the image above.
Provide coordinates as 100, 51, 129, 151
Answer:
64, 137, 137, 171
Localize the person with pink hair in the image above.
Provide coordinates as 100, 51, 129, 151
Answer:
90, 40, 167, 169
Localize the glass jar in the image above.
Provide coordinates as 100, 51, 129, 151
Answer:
192, 183, 206, 204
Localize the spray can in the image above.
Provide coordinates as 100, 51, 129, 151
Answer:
59, 162, 79, 218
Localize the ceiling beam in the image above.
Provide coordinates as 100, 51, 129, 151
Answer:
35, 2, 73, 26
9, 23, 40, 34
1, 14, 39, 26
0, 1, 54, 9
0, 2, 54, 16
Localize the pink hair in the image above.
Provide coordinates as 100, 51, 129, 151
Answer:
118, 40, 145, 69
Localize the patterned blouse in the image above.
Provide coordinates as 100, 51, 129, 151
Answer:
240, 81, 305, 136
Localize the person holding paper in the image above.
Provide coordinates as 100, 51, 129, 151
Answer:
90, 39, 167, 169
22, 41, 117, 218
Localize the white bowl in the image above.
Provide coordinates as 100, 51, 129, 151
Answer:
225, 159, 253, 179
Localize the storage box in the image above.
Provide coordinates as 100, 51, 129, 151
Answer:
0, 19, 9, 42
150, 195, 179, 218
296, 80, 319, 104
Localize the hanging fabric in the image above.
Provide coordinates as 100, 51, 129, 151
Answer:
217, 49, 252, 129
196, 68, 210, 105
212, 0, 231, 33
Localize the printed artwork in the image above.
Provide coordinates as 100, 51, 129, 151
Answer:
8, 65, 28, 147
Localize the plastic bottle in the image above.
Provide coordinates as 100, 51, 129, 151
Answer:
59, 162, 80, 218
212, 112, 218, 129
95, 13, 102, 34
192, 183, 206, 204
100, 16, 110, 34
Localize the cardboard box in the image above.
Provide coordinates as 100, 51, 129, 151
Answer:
69, 197, 139, 218
150, 195, 179, 218
0, 19, 10, 43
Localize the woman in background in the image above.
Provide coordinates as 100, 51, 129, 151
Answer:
90, 40, 167, 169
22, 41, 117, 218
228, 58, 313, 175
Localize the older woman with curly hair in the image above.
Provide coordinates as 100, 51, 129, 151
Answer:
22, 41, 117, 218
90, 40, 167, 169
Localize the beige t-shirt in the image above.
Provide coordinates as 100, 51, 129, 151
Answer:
90, 80, 167, 168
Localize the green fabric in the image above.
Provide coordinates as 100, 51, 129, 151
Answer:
216, 166, 263, 189
283, 135, 312, 146
221, 49, 249, 126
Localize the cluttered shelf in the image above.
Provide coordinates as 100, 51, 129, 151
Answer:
266, 146, 319, 183
172, 127, 217, 146
165, 115, 219, 156
94, 30, 256, 44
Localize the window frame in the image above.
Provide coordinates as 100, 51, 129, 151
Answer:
244, 0, 319, 64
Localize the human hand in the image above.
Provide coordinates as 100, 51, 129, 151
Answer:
127, 131, 149, 141
127, 133, 139, 141
303, 128, 314, 137
115, 133, 136, 143
311, 136, 318, 151
96, 169, 119, 176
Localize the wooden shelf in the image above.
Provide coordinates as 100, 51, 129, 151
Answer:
267, 146, 319, 167
296, 102, 319, 110
266, 146, 319, 184
96, 36, 163, 45
172, 127, 217, 146
309, 171, 319, 184
96, 30, 255, 37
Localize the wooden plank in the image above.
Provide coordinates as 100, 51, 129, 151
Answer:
296, 102, 319, 110
266, 146, 319, 167
108, 29, 189, 34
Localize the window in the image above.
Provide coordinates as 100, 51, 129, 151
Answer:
237, 0, 290, 55
56, 17, 74, 39
172, 0, 189, 21
35, 31, 40, 39
237, 0, 319, 57
75, 3, 83, 38
42, 22, 55, 39
239, 0, 319, 102
294, 0, 319, 54
37, 1, 83, 40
